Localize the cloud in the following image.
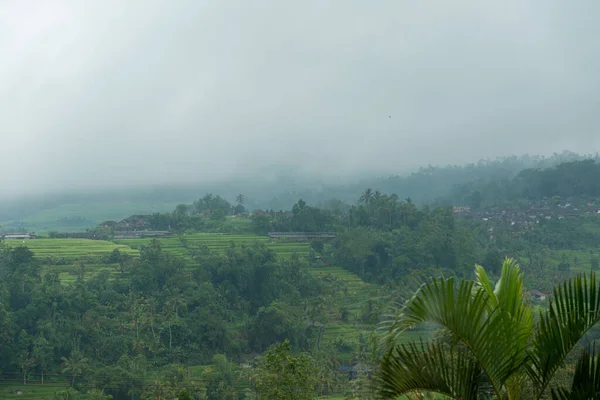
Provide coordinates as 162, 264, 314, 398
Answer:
1, 0, 600, 196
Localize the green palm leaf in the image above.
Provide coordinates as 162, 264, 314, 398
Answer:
375, 339, 484, 400
382, 260, 531, 396
551, 345, 600, 400
529, 272, 600, 396
377, 261, 600, 400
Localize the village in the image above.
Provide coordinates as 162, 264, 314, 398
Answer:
452, 199, 600, 225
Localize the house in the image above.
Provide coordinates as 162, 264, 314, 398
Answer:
530, 289, 547, 301
115, 215, 150, 231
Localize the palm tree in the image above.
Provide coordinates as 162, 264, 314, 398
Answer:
360, 188, 374, 205
18, 351, 35, 384
87, 389, 113, 400
373, 190, 382, 204
375, 258, 600, 399
236, 194, 245, 206
61, 351, 89, 386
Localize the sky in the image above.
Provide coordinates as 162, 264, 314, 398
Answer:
1, 0, 600, 196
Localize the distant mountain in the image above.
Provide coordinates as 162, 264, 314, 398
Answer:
1, 151, 595, 232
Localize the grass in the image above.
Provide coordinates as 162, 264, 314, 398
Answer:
0, 383, 71, 399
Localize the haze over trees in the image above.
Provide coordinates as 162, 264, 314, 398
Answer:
2, 158, 600, 398
0, 152, 595, 233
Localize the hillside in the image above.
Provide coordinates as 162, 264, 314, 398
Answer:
5, 158, 600, 398
0, 231, 393, 398
1, 152, 593, 233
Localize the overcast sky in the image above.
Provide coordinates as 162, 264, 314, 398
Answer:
1, 0, 600, 196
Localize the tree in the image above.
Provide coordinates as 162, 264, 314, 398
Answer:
360, 188, 374, 206
233, 195, 246, 214
375, 258, 600, 399
248, 302, 305, 351
251, 214, 272, 235
87, 389, 113, 400
51, 388, 81, 400
236, 194, 245, 206
18, 351, 35, 384
61, 351, 89, 386
482, 248, 503, 275
33, 336, 53, 384
201, 354, 238, 400
253, 340, 317, 400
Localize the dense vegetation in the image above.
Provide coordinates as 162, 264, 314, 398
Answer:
442, 159, 600, 208
4, 157, 600, 398
0, 190, 483, 398
0, 237, 355, 398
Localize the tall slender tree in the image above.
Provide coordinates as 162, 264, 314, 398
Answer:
61, 351, 89, 386
236, 194, 245, 206
360, 188, 374, 206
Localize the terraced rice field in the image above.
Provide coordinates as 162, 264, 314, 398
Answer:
49, 263, 122, 284
3, 239, 137, 282
3, 234, 310, 281
114, 236, 195, 263
114, 233, 311, 262
307, 265, 377, 314
3, 239, 137, 260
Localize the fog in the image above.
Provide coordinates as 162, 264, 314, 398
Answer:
2, 0, 600, 197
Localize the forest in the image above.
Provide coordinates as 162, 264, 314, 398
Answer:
3, 158, 600, 398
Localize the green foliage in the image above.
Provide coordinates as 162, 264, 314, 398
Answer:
551, 346, 600, 400
87, 389, 113, 400
333, 205, 477, 283
10, 169, 600, 399
446, 159, 600, 208
482, 248, 503, 275
310, 239, 325, 253
61, 351, 89, 386
0, 228, 351, 398
375, 259, 600, 399
253, 340, 318, 400
51, 388, 81, 400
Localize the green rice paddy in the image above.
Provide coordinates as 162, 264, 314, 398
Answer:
3, 234, 311, 282
114, 233, 311, 263
3, 238, 137, 260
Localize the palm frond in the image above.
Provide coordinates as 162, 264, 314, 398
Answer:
529, 272, 600, 395
551, 345, 600, 400
495, 258, 531, 320
381, 259, 532, 396
475, 264, 497, 310
374, 339, 484, 400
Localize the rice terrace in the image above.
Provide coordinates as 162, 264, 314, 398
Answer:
2, 233, 315, 283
